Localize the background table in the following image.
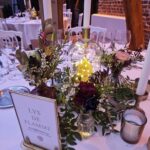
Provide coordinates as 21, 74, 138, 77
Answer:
5, 17, 42, 49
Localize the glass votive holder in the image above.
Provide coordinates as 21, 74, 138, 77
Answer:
77, 111, 95, 139
120, 108, 147, 144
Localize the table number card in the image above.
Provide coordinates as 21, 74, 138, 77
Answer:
10, 91, 61, 150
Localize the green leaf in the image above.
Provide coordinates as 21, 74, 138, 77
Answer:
73, 132, 82, 141
67, 140, 77, 145
71, 126, 78, 130
71, 118, 77, 124
67, 147, 75, 150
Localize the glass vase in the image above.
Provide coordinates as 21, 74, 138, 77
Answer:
68, 28, 102, 72
105, 70, 128, 87
31, 83, 56, 99
77, 111, 95, 139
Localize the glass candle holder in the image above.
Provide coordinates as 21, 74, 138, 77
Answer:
120, 108, 147, 144
77, 111, 95, 139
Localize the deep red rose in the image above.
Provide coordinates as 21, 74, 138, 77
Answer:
74, 82, 98, 111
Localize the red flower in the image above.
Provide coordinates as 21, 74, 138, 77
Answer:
74, 82, 99, 111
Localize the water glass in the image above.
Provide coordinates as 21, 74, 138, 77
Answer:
103, 31, 114, 51
0, 54, 9, 83
114, 30, 131, 50
120, 108, 147, 144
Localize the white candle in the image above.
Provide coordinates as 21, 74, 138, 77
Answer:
24, 0, 26, 7
125, 114, 142, 125
83, 0, 91, 28
136, 41, 150, 95
28, 0, 31, 9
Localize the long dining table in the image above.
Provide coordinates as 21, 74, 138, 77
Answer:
5, 17, 42, 49
0, 52, 150, 150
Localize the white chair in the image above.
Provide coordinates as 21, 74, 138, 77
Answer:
68, 26, 82, 35
90, 25, 107, 43
68, 26, 107, 43
0, 18, 8, 30
63, 3, 67, 12
0, 30, 24, 50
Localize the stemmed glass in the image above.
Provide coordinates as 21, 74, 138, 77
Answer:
100, 31, 114, 52
1, 37, 23, 80
114, 30, 131, 50
0, 51, 9, 84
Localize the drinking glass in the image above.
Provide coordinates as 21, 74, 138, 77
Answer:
102, 31, 114, 52
0, 53, 9, 83
114, 30, 131, 50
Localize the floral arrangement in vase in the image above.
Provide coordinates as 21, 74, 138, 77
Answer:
16, 24, 64, 98
15, 22, 145, 149
56, 47, 144, 149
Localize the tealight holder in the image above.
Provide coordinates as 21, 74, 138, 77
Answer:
120, 108, 147, 144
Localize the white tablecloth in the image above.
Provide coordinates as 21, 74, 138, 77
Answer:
5, 17, 42, 49
0, 62, 150, 150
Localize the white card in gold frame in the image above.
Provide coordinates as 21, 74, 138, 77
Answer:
10, 91, 61, 150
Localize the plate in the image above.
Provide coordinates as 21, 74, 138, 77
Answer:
0, 86, 30, 109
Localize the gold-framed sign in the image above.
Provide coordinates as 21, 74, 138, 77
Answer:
10, 91, 61, 150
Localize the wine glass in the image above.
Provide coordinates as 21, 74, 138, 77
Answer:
102, 31, 114, 52
0, 52, 9, 83
114, 30, 131, 50
3, 38, 23, 80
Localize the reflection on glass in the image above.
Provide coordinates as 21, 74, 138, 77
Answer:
120, 108, 147, 144
77, 111, 95, 139
114, 30, 131, 50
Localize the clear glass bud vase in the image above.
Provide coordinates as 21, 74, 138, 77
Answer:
68, 28, 102, 72
77, 111, 95, 139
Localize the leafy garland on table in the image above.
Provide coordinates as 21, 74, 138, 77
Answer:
15, 24, 144, 150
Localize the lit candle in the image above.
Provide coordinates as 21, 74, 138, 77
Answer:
136, 41, 150, 95
83, 0, 91, 28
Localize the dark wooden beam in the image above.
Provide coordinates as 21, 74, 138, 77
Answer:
57, 0, 63, 30
124, 0, 144, 50
51, 0, 63, 30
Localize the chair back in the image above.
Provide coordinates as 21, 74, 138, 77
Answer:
68, 26, 82, 35
68, 26, 107, 43
0, 18, 8, 30
90, 25, 107, 43
0, 30, 24, 50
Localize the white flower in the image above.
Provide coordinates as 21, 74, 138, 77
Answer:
97, 104, 106, 112
69, 88, 75, 96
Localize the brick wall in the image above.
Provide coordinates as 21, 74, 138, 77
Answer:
98, 0, 150, 48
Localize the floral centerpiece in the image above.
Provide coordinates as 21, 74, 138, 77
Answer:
16, 24, 63, 98
15, 22, 144, 149
101, 49, 144, 86
56, 47, 144, 149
